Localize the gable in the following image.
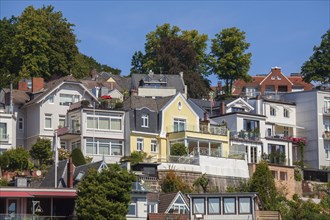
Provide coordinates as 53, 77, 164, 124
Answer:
226, 98, 254, 112
259, 68, 293, 86
107, 77, 116, 83
165, 192, 189, 214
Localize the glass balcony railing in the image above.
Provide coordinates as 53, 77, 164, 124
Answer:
231, 130, 260, 141
166, 124, 227, 136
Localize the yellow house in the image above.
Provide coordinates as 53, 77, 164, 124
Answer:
124, 93, 230, 162
159, 93, 230, 161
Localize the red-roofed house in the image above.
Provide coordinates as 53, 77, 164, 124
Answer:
233, 67, 313, 97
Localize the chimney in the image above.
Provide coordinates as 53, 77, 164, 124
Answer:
67, 158, 74, 188
18, 81, 28, 91
271, 66, 281, 75
32, 77, 44, 93
221, 102, 226, 115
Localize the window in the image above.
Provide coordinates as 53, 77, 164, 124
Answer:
280, 171, 287, 181
151, 140, 158, 153
326, 143, 330, 160
284, 127, 289, 137
277, 76, 282, 80
284, 108, 289, 118
60, 141, 66, 149
137, 138, 144, 151
208, 198, 220, 214
71, 141, 81, 150
141, 114, 149, 127
174, 118, 186, 132
59, 94, 79, 106
148, 204, 156, 213
85, 138, 123, 156
250, 146, 258, 163
223, 198, 236, 214
232, 107, 245, 112
45, 114, 52, 129
169, 196, 188, 214
270, 107, 276, 116
243, 119, 259, 132
271, 76, 275, 80
87, 115, 122, 131
127, 203, 136, 216
239, 198, 251, 214
272, 170, 278, 180
59, 115, 66, 128
193, 198, 205, 214
0, 123, 7, 140
48, 95, 54, 104
18, 118, 24, 131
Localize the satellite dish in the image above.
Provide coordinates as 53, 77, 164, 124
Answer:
36, 170, 42, 176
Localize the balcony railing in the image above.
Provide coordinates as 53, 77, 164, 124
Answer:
167, 124, 227, 136
168, 155, 199, 165
230, 130, 260, 141
0, 133, 9, 142
56, 126, 81, 136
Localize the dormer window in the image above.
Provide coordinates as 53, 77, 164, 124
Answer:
141, 114, 149, 127
271, 76, 275, 80
277, 76, 282, 80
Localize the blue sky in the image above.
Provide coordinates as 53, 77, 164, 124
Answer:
1, 0, 329, 86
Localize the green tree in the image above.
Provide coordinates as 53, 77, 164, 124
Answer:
193, 173, 209, 193
71, 148, 86, 166
30, 138, 53, 166
301, 29, 330, 85
161, 170, 191, 193
209, 27, 252, 96
131, 23, 210, 98
14, 5, 78, 80
250, 160, 278, 210
170, 143, 187, 156
76, 164, 136, 220
0, 147, 30, 171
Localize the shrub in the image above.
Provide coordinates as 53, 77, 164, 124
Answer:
170, 143, 187, 156
71, 148, 86, 166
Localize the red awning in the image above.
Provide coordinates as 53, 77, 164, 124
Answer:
0, 191, 33, 198
31, 191, 77, 198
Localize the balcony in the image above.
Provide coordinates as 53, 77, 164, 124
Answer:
0, 133, 9, 143
57, 126, 81, 140
166, 124, 227, 136
323, 107, 330, 116
230, 130, 260, 142
323, 131, 330, 140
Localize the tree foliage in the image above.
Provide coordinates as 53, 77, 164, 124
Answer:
0, 147, 30, 171
193, 173, 209, 193
75, 164, 136, 220
161, 170, 191, 193
209, 27, 252, 96
131, 23, 210, 98
250, 160, 278, 210
71, 148, 86, 166
30, 138, 53, 166
0, 5, 120, 88
170, 143, 187, 156
301, 29, 330, 85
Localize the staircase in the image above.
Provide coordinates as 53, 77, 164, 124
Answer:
256, 211, 282, 220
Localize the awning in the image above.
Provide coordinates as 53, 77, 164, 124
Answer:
31, 191, 77, 198
0, 191, 33, 198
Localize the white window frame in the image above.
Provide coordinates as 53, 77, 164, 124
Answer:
141, 114, 149, 128
48, 95, 54, 104
127, 202, 136, 216
150, 140, 158, 153
270, 107, 276, 116
87, 115, 122, 131
44, 114, 52, 129
283, 108, 289, 118
85, 138, 123, 156
59, 115, 66, 128
137, 138, 144, 151
59, 94, 79, 106
326, 143, 330, 160
173, 118, 186, 132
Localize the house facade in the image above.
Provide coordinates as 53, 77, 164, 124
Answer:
233, 67, 313, 98
283, 89, 330, 169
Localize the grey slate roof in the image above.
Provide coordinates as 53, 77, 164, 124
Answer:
122, 95, 173, 112
40, 160, 68, 188
131, 73, 185, 93
99, 72, 131, 91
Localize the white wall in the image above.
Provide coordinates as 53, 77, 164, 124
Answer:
158, 155, 249, 178
138, 87, 176, 97
0, 112, 16, 150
